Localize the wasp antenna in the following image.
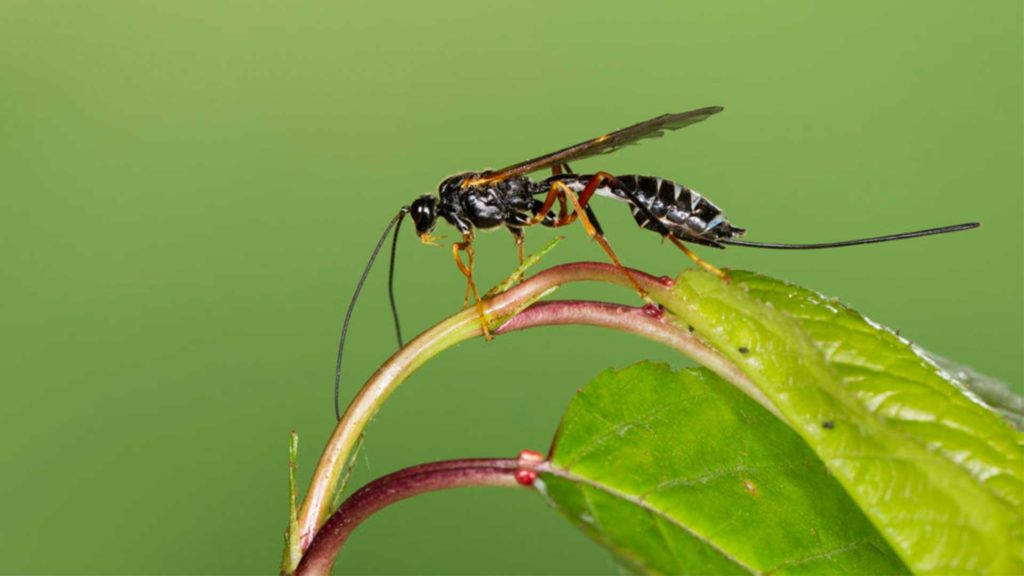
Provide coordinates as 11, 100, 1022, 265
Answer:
720, 222, 979, 250
335, 207, 410, 421
388, 208, 406, 348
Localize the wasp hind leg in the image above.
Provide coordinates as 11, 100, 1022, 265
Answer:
667, 236, 730, 282
609, 180, 732, 283
452, 235, 492, 340
551, 171, 620, 228
552, 181, 652, 302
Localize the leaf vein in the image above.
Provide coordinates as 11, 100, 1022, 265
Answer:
543, 465, 758, 574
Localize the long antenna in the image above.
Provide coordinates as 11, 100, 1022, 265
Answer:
335, 207, 409, 421
720, 222, 979, 250
388, 209, 406, 348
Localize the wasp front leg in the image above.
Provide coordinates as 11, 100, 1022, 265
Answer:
452, 234, 492, 341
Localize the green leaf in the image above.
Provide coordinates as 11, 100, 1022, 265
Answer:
658, 269, 1024, 574
540, 362, 908, 575
917, 349, 1024, 431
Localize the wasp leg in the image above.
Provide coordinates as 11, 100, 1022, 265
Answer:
578, 171, 619, 206
507, 211, 539, 266
556, 193, 570, 224
667, 236, 730, 282
452, 235, 492, 340
508, 226, 525, 266
550, 163, 574, 177
530, 184, 564, 226
553, 181, 651, 301
552, 171, 621, 228
530, 167, 580, 226
604, 179, 730, 283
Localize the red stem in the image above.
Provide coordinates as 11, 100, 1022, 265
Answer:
496, 300, 776, 419
295, 459, 522, 576
296, 262, 669, 551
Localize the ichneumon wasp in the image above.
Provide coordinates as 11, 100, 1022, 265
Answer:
333, 106, 979, 419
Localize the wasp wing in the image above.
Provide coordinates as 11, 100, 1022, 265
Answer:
474, 106, 724, 184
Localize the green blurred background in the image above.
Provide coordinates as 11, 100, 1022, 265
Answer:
1, 1, 1020, 574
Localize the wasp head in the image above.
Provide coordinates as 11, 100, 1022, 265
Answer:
410, 194, 439, 241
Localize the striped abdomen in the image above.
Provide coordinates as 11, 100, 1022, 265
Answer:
549, 174, 746, 247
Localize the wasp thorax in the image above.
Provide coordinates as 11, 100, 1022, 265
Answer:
409, 195, 438, 236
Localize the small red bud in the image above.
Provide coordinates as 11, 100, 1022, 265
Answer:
515, 449, 544, 485
657, 275, 675, 287
517, 449, 544, 467
641, 304, 663, 318
515, 469, 538, 486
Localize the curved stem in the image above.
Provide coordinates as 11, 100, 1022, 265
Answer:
296, 459, 522, 576
291, 262, 778, 572
496, 300, 780, 420
295, 262, 670, 550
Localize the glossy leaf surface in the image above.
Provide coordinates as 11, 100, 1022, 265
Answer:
540, 363, 908, 575
659, 270, 1024, 574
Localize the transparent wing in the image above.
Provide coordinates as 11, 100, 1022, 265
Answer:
475, 106, 724, 183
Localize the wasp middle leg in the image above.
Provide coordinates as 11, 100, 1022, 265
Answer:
529, 176, 574, 227
507, 225, 525, 266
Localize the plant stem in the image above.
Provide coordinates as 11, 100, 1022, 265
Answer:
296, 459, 523, 576
290, 262, 771, 570
295, 262, 669, 551
496, 300, 779, 419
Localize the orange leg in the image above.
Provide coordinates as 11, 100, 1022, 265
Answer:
556, 193, 570, 224
553, 181, 651, 301
550, 163, 574, 176
452, 235, 493, 340
452, 241, 474, 306
553, 171, 620, 227
513, 230, 525, 266
578, 171, 618, 206
668, 236, 730, 282
532, 165, 580, 225
530, 184, 563, 226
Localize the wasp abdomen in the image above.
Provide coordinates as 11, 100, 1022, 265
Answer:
545, 174, 745, 247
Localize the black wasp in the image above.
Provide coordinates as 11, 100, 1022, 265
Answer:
333, 106, 978, 418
